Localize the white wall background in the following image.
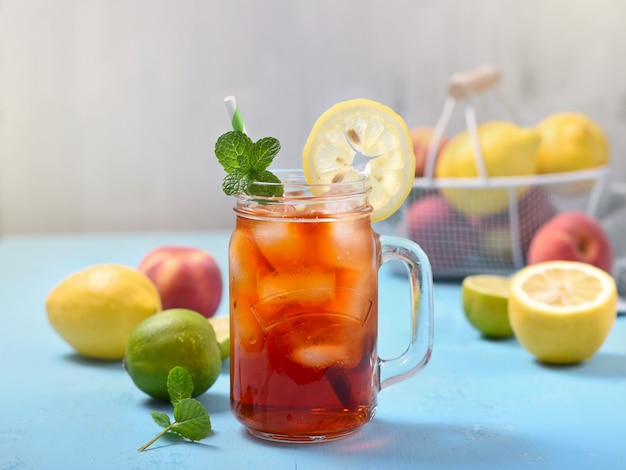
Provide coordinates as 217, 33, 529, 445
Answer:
1, 0, 625, 235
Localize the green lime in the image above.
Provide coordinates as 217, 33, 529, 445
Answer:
208, 315, 230, 360
461, 275, 514, 339
124, 308, 222, 400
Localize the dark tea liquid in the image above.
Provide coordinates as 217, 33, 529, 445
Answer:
229, 209, 379, 441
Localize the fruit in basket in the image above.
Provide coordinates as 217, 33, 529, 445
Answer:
472, 187, 556, 261
435, 121, 541, 216
508, 261, 617, 364
535, 113, 609, 174
45, 264, 162, 360
410, 127, 448, 177
124, 308, 222, 400
139, 246, 223, 318
405, 194, 476, 270
527, 211, 613, 273
461, 275, 513, 338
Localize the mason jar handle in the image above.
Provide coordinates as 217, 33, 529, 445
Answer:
377, 235, 434, 390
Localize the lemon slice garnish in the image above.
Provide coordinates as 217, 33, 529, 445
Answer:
509, 261, 617, 364
302, 99, 415, 222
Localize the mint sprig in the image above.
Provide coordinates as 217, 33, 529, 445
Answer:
214, 131, 283, 197
138, 366, 212, 452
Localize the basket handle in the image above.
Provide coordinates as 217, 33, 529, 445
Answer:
447, 64, 500, 99
423, 64, 502, 180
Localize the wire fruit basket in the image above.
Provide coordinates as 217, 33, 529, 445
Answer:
375, 65, 609, 279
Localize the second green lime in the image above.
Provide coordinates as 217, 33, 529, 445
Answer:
461, 274, 513, 339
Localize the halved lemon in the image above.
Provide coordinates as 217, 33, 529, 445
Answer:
509, 261, 617, 364
462, 275, 514, 339
302, 99, 415, 222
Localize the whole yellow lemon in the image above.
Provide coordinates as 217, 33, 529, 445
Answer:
535, 112, 609, 174
435, 121, 540, 216
46, 263, 162, 360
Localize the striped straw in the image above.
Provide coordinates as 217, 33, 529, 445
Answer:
223, 96, 247, 133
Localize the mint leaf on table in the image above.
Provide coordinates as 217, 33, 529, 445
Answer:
214, 130, 283, 197
172, 398, 212, 441
150, 411, 171, 429
138, 367, 212, 452
167, 365, 194, 406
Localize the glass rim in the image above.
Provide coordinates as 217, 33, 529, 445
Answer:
236, 169, 371, 201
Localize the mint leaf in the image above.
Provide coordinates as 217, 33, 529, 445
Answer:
251, 137, 280, 172
223, 170, 252, 196
248, 170, 283, 197
138, 366, 213, 452
214, 130, 283, 197
215, 131, 254, 173
167, 366, 194, 406
171, 398, 212, 441
237, 150, 253, 174
150, 412, 171, 429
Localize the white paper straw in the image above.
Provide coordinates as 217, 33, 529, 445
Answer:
223, 96, 247, 133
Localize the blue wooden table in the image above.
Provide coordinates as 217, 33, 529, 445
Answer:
1, 231, 625, 469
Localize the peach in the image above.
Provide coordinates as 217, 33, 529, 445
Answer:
139, 246, 223, 318
410, 127, 448, 177
405, 194, 476, 271
527, 211, 613, 273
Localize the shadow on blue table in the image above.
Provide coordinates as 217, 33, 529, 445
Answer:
63, 351, 125, 370
134, 391, 231, 415
536, 351, 626, 379
237, 418, 558, 467
61, 351, 233, 414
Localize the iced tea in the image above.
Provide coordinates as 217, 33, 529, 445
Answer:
229, 171, 433, 442
229, 172, 382, 440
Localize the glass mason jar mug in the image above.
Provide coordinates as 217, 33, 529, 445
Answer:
228, 170, 434, 442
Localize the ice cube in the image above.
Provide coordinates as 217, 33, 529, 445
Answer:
317, 219, 375, 270
291, 344, 353, 369
250, 203, 299, 218
275, 313, 366, 369
232, 294, 265, 353
333, 269, 375, 324
252, 269, 335, 330
229, 226, 272, 299
257, 269, 335, 302
252, 219, 317, 270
